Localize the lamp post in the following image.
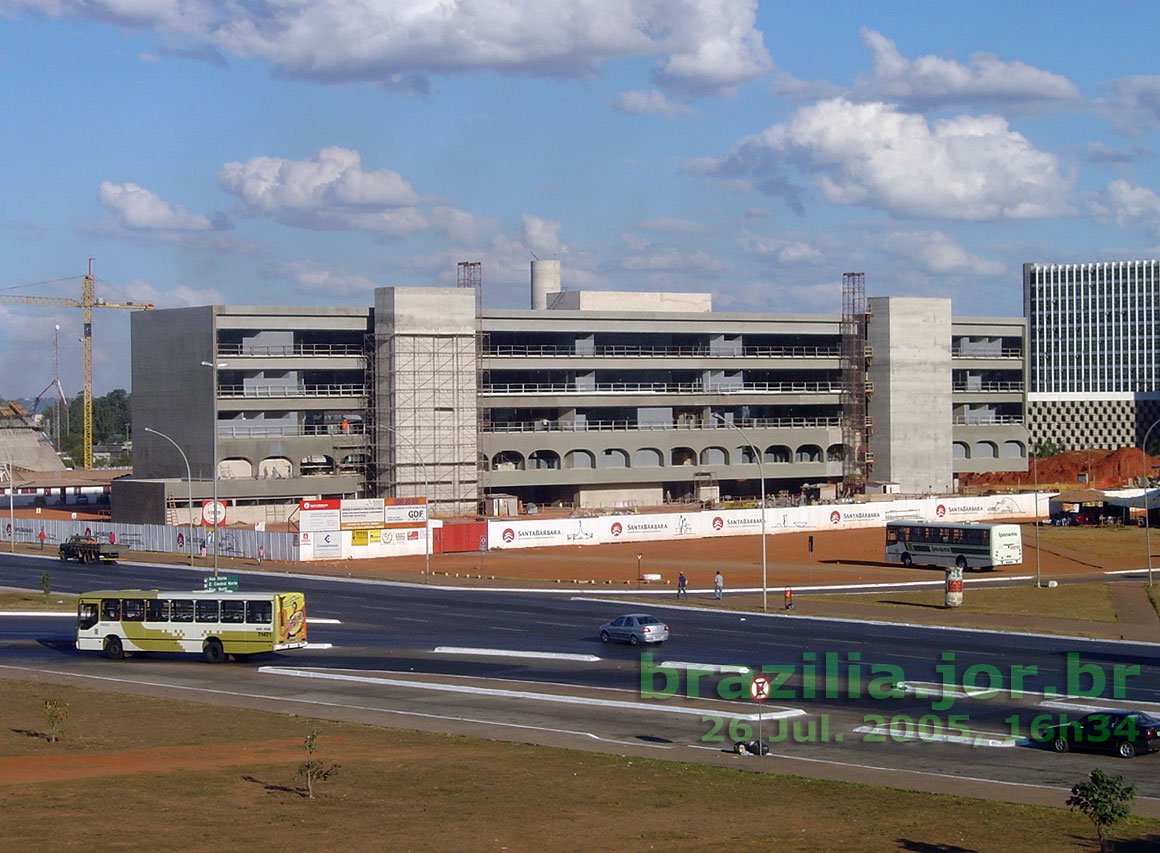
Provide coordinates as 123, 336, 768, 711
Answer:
1142, 419, 1160, 588
145, 427, 195, 566
3, 444, 13, 553
200, 360, 227, 576
382, 424, 430, 584
711, 413, 766, 611
1033, 454, 1041, 588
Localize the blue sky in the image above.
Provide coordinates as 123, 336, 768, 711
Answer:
2, 1, 1160, 398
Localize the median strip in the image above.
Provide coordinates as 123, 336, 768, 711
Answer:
432, 646, 601, 662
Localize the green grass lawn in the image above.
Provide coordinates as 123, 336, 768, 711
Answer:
0, 589, 77, 611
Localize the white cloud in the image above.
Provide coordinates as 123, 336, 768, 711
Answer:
219, 147, 417, 213
107, 278, 226, 309
854, 28, 1080, 111
620, 246, 728, 272
691, 98, 1072, 221
264, 261, 379, 297
97, 181, 213, 231
736, 231, 821, 265
523, 214, 564, 258
10, 0, 770, 99
639, 216, 711, 234
615, 89, 694, 117
1090, 179, 1160, 237
882, 230, 1004, 275
1101, 76, 1160, 137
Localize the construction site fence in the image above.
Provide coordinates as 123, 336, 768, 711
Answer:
0, 518, 300, 563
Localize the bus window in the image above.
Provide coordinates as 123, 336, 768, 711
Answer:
247, 600, 272, 624
101, 599, 120, 621
78, 602, 98, 630
171, 600, 194, 622
145, 599, 170, 622
221, 600, 245, 623
196, 601, 220, 622
885, 528, 898, 544
123, 599, 145, 622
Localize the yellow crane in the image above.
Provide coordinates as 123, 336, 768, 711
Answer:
0, 261, 153, 469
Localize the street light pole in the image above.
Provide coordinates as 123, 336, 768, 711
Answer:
382, 424, 430, 584
1033, 454, 1041, 588
711, 413, 766, 612
3, 444, 13, 553
200, 360, 227, 576
1142, 419, 1160, 588
145, 427, 195, 566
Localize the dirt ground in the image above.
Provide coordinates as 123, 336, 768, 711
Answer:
2, 680, 1156, 852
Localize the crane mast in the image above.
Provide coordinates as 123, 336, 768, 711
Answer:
0, 261, 153, 468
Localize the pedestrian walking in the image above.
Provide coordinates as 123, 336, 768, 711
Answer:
714, 571, 724, 600
257, 544, 264, 566
677, 571, 688, 599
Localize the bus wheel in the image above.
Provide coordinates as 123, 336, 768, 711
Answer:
103, 636, 125, 660
901, 553, 913, 567
202, 638, 225, 664
956, 556, 968, 570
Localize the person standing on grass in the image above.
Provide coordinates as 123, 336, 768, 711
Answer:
714, 571, 723, 600
677, 572, 688, 599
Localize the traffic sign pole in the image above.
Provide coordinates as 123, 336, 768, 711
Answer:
750, 675, 771, 754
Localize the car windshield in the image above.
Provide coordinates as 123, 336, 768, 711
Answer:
1134, 712, 1158, 725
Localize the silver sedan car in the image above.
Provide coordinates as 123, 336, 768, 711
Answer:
599, 613, 670, 646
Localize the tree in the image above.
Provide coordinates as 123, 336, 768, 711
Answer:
42, 388, 132, 467
295, 729, 339, 799
1067, 768, 1136, 853
43, 698, 68, 743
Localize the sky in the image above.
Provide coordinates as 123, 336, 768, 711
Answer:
2, 1, 1160, 400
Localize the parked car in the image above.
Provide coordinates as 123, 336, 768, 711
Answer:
599, 613, 669, 646
1046, 710, 1160, 758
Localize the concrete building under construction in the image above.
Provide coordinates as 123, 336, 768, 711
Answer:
117, 263, 1029, 523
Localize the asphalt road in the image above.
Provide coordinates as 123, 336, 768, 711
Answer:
2, 552, 1159, 814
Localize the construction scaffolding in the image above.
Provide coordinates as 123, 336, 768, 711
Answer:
457, 261, 488, 507
369, 330, 479, 516
840, 272, 870, 494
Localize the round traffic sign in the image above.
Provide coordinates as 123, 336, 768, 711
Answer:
202, 500, 227, 527
750, 675, 771, 702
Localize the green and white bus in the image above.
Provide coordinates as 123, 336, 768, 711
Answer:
885, 521, 1023, 570
76, 590, 308, 662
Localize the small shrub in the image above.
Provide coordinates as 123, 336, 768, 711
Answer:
40, 572, 50, 598
1067, 768, 1136, 853
44, 698, 69, 743
296, 729, 339, 799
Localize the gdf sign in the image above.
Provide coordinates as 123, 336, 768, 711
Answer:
202, 500, 227, 527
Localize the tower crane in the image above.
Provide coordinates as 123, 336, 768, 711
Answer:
0, 261, 153, 468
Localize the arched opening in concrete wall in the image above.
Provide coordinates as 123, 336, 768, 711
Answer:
1001, 440, 1024, 458
258, 457, 291, 479
795, 444, 822, 463
528, 450, 560, 470
492, 451, 525, 471
765, 445, 791, 463
826, 444, 844, 462
973, 441, 997, 459
700, 446, 728, 465
219, 458, 253, 479
566, 449, 595, 469
633, 447, 663, 467
734, 445, 757, 464
672, 447, 696, 466
953, 442, 969, 459
599, 448, 629, 468
300, 455, 335, 475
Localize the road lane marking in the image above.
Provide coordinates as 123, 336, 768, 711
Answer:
852, 724, 1020, 748
258, 666, 806, 722
659, 661, 751, 674
432, 647, 601, 662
